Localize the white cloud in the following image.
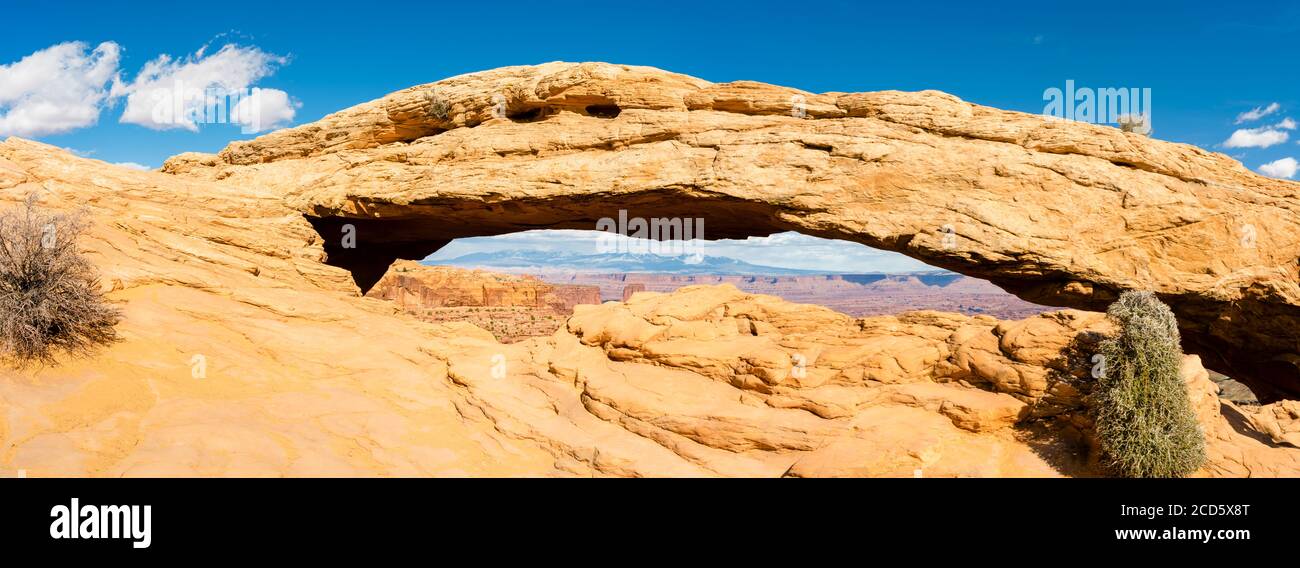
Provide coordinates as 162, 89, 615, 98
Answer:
116, 44, 292, 132
230, 88, 299, 133
0, 42, 122, 137
1236, 102, 1281, 124
1259, 157, 1298, 179
0, 41, 295, 138
1224, 126, 1290, 148
1277, 117, 1296, 130
114, 162, 152, 170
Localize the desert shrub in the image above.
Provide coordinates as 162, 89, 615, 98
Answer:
425, 90, 451, 120
1116, 114, 1152, 135
0, 195, 120, 366
1093, 291, 1205, 477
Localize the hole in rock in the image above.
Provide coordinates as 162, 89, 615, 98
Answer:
305, 191, 792, 294
507, 107, 549, 122
313, 213, 1064, 343
584, 104, 621, 118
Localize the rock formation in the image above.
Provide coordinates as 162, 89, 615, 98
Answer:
2, 62, 1299, 476
368, 261, 600, 312
1235, 401, 1300, 448
365, 261, 601, 342
621, 283, 646, 302
430, 284, 1300, 476
159, 62, 1300, 402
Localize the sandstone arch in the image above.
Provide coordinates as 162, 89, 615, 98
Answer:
162, 62, 1300, 402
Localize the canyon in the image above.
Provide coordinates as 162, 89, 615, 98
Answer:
534, 271, 1054, 319
369, 262, 601, 313
366, 261, 601, 342
367, 263, 1052, 342
1, 62, 1299, 476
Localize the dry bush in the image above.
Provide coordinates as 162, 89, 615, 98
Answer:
425, 90, 451, 120
0, 195, 120, 366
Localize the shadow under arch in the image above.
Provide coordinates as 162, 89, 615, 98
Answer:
301, 187, 1298, 404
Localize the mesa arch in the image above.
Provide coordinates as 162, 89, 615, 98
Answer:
161, 62, 1300, 402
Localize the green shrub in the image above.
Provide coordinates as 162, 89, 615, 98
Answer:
0, 195, 120, 366
1093, 291, 1205, 477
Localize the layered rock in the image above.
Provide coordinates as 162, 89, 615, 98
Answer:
362, 261, 600, 342
621, 283, 646, 302
425, 284, 1300, 476
1233, 401, 1300, 448
546, 285, 603, 313
367, 260, 600, 312
160, 62, 1300, 401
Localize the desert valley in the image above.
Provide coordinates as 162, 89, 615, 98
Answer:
369, 261, 1055, 342
539, 271, 1054, 318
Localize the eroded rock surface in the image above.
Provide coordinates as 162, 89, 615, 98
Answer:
423, 284, 1300, 477
160, 62, 1300, 401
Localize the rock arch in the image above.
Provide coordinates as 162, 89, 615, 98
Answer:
162, 62, 1300, 401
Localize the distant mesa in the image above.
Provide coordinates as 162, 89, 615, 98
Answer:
426, 250, 1053, 319
366, 261, 600, 342
621, 283, 647, 302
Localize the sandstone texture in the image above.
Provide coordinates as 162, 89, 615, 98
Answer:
161, 62, 1300, 402
1234, 400, 1300, 448
1, 62, 1298, 477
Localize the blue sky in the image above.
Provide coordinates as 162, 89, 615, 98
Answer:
3, 0, 1297, 271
